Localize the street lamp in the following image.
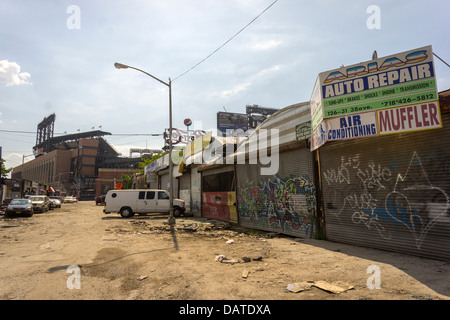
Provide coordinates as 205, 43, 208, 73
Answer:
21, 153, 34, 197
114, 62, 175, 226
21, 153, 34, 179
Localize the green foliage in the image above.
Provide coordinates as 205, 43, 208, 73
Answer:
136, 152, 167, 174
121, 174, 133, 189
1, 159, 12, 178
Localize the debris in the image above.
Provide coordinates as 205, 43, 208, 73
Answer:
266, 232, 278, 237
226, 239, 235, 244
286, 282, 314, 293
312, 281, 354, 294
221, 258, 239, 264
181, 225, 198, 232
410, 293, 433, 300
286, 280, 354, 294
242, 270, 249, 278
198, 222, 214, 231
215, 255, 226, 262
215, 254, 239, 264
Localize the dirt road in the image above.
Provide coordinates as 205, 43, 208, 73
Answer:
0, 201, 449, 302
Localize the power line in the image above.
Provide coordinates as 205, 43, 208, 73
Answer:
0, 129, 35, 134
0, 129, 162, 136
433, 52, 450, 68
172, 0, 279, 82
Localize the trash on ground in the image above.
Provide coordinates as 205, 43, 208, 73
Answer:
215, 255, 226, 262
221, 258, 239, 264
286, 281, 314, 293
214, 254, 239, 264
287, 280, 354, 294
313, 280, 354, 294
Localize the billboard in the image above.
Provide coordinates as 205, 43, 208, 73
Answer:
311, 45, 439, 130
217, 112, 248, 135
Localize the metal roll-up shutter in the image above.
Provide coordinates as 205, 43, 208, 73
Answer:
160, 173, 169, 191
159, 172, 178, 197
201, 165, 236, 223
178, 174, 191, 214
320, 112, 450, 261
236, 145, 316, 238
190, 166, 202, 217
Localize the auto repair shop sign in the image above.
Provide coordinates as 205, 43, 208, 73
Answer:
311, 111, 378, 151
311, 45, 440, 130
377, 101, 442, 135
310, 45, 442, 150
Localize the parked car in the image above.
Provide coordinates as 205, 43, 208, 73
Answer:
50, 196, 64, 203
1, 198, 13, 210
103, 189, 186, 218
95, 195, 106, 205
49, 198, 62, 209
28, 195, 50, 213
5, 199, 34, 217
64, 196, 75, 204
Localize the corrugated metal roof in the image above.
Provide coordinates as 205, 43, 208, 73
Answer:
233, 101, 310, 158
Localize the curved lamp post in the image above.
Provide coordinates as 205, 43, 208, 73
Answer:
114, 62, 175, 226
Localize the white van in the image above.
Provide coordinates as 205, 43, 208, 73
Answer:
103, 189, 186, 218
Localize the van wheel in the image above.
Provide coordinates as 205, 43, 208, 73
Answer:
173, 207, 181, 217
120, 207, 134, 218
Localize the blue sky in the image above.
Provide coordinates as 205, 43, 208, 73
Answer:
1, 0, 449, 172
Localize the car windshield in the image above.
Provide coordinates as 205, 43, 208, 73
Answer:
30, 197, 45, 201
10, 199, 31, 205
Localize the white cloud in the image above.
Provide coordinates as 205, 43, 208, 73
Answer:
3, 152, 24, 172
0, 59, 32, 86
256, 65, 280, 77
248, 40, 282, 51
221, 82, 252, 99
219, 65, 281, 99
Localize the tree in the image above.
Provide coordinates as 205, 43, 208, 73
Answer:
136, 152, 167, 174
1, 159, 12, 178
121, 174, 133, 190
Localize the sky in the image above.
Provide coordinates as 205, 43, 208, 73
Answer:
1, 0, 450, 174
